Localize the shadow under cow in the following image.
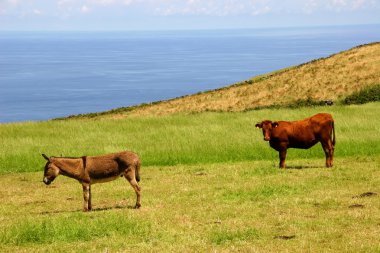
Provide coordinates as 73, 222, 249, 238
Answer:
283, 165, 326, 170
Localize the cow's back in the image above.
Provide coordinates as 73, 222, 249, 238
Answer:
271, 113, 333, 149
308, 113, 334, 136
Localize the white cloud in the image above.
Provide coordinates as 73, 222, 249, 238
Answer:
303, 0, 319, 14
252, 6, 270, 16
33, 8, 42, 15
0, 0, 379, 23
351, 0, 371, 9
327, 0, 379, 11
332, 0, 347, 6
123, 0, 135, 6
88, 0, 116, 5
81, 4, 90, 13
6, 0, 20, 5
150, 0, 273, 16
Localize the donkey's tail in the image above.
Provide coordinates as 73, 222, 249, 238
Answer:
332, 120, 336, 146
135, 160, 141, 182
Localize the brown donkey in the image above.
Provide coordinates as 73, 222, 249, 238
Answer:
42, 151, 141, 211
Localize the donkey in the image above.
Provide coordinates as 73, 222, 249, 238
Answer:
42, 151, 141, 211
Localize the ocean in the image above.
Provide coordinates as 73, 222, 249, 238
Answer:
1, 25, 379, 123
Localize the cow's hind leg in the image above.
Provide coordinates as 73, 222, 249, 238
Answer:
321, 140, 334, 167
329, 138, 334, 167
124, 168, 141, 209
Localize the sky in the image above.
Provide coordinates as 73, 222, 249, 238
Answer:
0, 0, 379, 31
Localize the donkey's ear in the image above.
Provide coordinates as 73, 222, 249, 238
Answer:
255, 123, 262, 129
42, 154, 50, 161
272, 122, 279, 128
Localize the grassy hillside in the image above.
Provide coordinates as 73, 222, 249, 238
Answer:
63, 42, 380, 119
128, 43, 380, 116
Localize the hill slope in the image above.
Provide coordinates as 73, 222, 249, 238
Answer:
66, 42, 380, 119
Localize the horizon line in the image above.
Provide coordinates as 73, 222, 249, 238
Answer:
0, 23, 379, 33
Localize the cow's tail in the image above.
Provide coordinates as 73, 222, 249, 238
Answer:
332, 120, 336, 146
135, 159, 141, 182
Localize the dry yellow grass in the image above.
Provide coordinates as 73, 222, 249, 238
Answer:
102, 42, 380, 118
1, 157, 380, 252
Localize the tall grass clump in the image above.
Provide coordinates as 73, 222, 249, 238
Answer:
0, 213, 151, 246
210, 228, 261, 245
343, 83, 380, 104
222, 184, 309, 202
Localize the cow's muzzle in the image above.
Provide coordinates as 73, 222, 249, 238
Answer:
264, 137, 270, 141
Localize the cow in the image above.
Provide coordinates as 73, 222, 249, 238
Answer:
42, 151, 141, 211
255, 113, 335, 168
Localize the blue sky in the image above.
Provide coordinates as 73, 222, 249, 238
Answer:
1, 0, 379, 31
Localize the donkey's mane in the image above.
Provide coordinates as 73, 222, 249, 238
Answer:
52, 156, 81, 159
52, 156, 87, 168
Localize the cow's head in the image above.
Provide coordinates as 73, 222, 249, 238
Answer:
255, 120, 279, 141
42, 154, 59, 185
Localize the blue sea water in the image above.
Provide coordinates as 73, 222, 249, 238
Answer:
1, 25, 380, 123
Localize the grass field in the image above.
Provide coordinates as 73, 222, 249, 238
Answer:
0, 103, 379, 252
1, 102, 379, 173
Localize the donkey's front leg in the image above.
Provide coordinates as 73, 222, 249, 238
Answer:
82, 183, 91, 212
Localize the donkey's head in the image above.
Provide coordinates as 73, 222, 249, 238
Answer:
42, 154, 59, 185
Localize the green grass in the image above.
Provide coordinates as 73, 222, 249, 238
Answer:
0, 157, 379, 252
1, 213, 151, 245
0, 103, 379, 252
210, 227, 261, 245
1, 102, 380, 173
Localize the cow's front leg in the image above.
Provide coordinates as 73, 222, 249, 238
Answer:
82, 183, 91, 212
88, 185, 92, 210
279, 149, 287, 169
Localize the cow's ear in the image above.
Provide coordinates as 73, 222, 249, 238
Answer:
255, 123, 262, 129
42, 154, 50, 161
272, 122, 279, 128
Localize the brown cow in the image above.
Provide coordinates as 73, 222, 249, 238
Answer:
42, 151, 141, 211
255, 113, 335, 168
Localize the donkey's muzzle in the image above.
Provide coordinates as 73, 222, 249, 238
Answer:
43, 177, 51, 185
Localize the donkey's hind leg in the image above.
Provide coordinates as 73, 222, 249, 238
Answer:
82, 183, 91, 212
124, 168, 141, 209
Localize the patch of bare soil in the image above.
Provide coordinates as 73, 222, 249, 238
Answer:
353, 192, 378, 198
274, 235, 296, 240
349, 204, 365, 208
